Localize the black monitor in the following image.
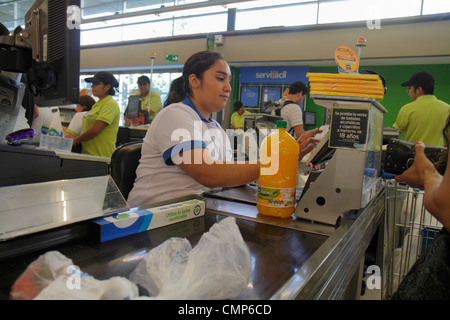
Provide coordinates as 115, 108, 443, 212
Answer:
26, 0, 81, 107
304, 111, 316, 126
0, 0, 80, 107
125, 95, 141, 118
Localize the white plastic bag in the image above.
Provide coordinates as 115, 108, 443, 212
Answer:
129, 237, 192, 297
130, 217, 252, 299
10, 251, 138, 300
10, 251, 72, 300
31, 107, 63, 142
48, 110, 63, 137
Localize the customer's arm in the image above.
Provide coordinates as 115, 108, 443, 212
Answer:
293, 124, 305, 140
297, 128, 321, 160
395, 142, 450, 231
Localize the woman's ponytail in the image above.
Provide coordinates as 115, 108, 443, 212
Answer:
164, 76, 186, 107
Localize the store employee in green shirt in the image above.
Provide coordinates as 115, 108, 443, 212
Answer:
124, 75, 162, 126
393, 71, 450, 147
73, 71, 120, 158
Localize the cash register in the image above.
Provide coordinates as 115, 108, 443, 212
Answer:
295, 95, 387, 226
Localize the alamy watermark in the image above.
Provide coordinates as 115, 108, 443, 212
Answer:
67, 5, 81, 30
366, 265, 381, 290
170, 121, 282, 175
66, 265, 83, 290
366, 5, 381, 30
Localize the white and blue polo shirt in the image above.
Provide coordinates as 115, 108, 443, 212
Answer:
127, 97, 233, 208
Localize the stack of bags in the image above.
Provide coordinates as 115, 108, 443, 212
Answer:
307, 73, 384, 100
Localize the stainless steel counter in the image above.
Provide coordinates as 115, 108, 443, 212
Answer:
0, 185, 384, 300
204, 185, 385, 299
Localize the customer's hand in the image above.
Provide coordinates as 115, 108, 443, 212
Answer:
297, 128, 321, 161
395, 141, 440, 189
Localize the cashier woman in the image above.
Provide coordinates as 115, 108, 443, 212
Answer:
127, 51, 319, 208
72, 72, 120, 158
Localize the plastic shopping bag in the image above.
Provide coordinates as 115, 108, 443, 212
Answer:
31, 107, 63, 142
130, 217, 252, 299
10, 251, 138, 300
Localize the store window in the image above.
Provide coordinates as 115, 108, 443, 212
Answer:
121, 19, 173, 41
0, 0, 34, 30
422, 0, 450, 14
0, 2, 15, 30
3, 0, 450, 44
124, 0, 175, 13
235, 3, 318, 30
178, 0, 208, 5
173, 12, 227, 35
318, 0, 423, 24
81, 0, 125, 19
81, 26, 124, 46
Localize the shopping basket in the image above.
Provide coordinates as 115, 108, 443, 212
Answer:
382, 180, 443, 299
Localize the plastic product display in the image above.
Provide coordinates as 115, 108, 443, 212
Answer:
0, 176, 129, 241
39, 134, 73, 152
257, 120, 299, 218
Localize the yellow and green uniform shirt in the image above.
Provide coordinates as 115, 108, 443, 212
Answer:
394, 95, 450, 147
81, 95, 120, 158
230, 110, 250, 130
140, 91, 162, 121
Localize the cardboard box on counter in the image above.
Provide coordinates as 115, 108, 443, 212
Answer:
92, 199, 205, 242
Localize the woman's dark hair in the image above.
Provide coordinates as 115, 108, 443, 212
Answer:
234, 100, 243, 111
164, 77, 184, 107
79, 95, 96, 111
106, 86, 116, 96
165, 51, 226, 106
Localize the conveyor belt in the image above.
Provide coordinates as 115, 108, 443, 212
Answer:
0, 209, 327, 300
0, 186, 385, 300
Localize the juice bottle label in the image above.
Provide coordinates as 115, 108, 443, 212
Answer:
257, 185, 296, 208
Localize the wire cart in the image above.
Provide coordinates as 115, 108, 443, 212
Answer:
383, 180, 443, 299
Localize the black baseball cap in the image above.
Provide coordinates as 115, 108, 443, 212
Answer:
85, 71, 119, 88
401, 71, 434, 88
137, 75, 150, 84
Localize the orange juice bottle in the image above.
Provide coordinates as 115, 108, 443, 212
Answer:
257, 120, 300, 218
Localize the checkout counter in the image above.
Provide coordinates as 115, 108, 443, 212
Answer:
0, 95, 387, 300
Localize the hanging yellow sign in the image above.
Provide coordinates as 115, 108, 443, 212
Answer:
334, 45, 359, 74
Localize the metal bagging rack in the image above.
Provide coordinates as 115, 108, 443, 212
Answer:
383, 180, 443, 299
